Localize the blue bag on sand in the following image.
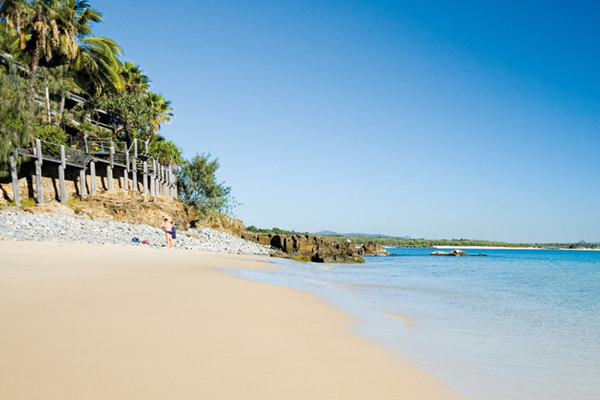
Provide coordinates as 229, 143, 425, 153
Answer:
171, 227, 177, 239
132, 238, 140, 244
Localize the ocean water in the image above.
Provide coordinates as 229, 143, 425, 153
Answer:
224, 248, 600, 400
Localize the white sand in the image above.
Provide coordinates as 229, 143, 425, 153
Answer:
0, 241, 466, 399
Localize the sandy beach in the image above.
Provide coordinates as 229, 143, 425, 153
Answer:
0, 241, 465, 400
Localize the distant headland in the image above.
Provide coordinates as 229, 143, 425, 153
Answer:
247, 227, 599, 250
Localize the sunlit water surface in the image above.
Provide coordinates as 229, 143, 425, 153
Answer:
223, 248, 600, 400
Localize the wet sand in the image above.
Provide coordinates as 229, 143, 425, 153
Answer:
0, 241, 466, 399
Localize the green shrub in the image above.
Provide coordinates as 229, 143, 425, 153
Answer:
34, 125, 68, 158
35, 125, 68, 145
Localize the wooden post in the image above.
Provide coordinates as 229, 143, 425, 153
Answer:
10, 149, 20, 206
143, 161, 148, 195
79, 168, 87, 197
150, 159, 156, 196
157, 164, 161, 196
59, 145, 67, 204
124, 150, 129, 190
90, 161, 97, 195
163, 166, 167, 196
155, 165, 159, 196
165, 167, 169, 197
172, 170, 177, 198
132, 153, 137, 191
107, 147, 114, 191
160, 166, 164, 196
149, 160, 154, 196
170, 169, 175, 198
35, 139, 43, 205
164, 167, 167, 196
167, 169, 171, 198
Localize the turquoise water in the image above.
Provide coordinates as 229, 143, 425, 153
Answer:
225, 248, 600, 400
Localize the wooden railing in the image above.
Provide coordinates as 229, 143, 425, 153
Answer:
7, 137, 178, 207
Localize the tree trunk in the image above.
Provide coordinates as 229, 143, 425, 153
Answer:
28, 33, 42, 96
57, 93, 66, 126
57, 65, 70, 126
145, 128, 156, 142
125, 121, 132, 146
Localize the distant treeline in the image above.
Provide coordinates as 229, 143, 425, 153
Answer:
246, 226, 308, 236
326, 235, 600, 249
245, 227, 598, 249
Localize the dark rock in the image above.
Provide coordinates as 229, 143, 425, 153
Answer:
246, 232, 365, 263
358, 242, 392, 256
431, 249, 468, 256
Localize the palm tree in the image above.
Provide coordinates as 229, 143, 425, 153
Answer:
40, 0, 121, 99
68, 36, 122, 98
147, 133, 182, 165
0, 14, 18, 54
0, 0, 30, 53
52, 0, 123, 97
0, 0, 63, 93
121, 60, 149, 93
1, 1, 122, 96
147, 92, 173, 140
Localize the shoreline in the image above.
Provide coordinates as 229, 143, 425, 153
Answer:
0, 241, 466, 399
433, 245, 600, 251
432, 245, 541, 250
384, 245, 600, 251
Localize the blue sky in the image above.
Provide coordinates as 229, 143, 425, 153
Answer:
95, 0, 599, 242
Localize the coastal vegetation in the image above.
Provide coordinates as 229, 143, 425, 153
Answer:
178, 153, 238, 219
0, 0, 235, 218
0, 0, 178, 163
246, 226, 304, 235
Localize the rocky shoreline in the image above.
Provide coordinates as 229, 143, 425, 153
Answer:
0, 207, 390, 263
241, 232, 391, 263
0, 209, 272, 256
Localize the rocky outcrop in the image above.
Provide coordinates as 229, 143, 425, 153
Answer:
358, 242, 392, 256
241, 233, 364, 263
431, 249, 468, 256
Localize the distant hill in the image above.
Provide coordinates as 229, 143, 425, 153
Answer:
315, 231, 410, 239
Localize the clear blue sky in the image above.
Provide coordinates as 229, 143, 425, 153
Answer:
95, 0, 599, 242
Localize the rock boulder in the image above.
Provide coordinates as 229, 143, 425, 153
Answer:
358, 242, 392, 256
430, 249, 468, 256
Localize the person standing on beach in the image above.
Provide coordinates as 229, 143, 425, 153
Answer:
163, 217, 174, 248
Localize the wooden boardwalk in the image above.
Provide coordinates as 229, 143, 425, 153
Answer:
8, 138, 177, 206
